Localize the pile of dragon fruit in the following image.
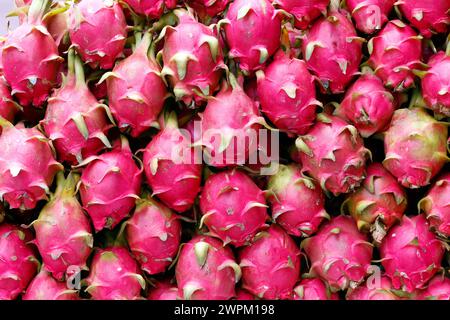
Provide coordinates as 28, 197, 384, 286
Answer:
0, 0, 449, 301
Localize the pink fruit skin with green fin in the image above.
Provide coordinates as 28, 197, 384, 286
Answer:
235, 289, 256, 300
187, 0, 230, 20
380, 215, 445, 293
272, 0, 329, 30
239, 225, 301, 299
336, 73, 395, 138
86, 247, 145, 300
346, 0, 395, 34
0, 123, 63, 210
123, 0, 177, 19
126, 197, 181, 275
147, 279, 178, 300
303, 216, 373, 291
256, 51, 320, 136
368, 20, 423, 91
346, 276, 402, 300
295, 114, 370, 196
267, 164, 329, 237
176, 236, 241, 300
199, 170, 268, 247
23, 270, 79, 300
224, 0, 281, 73
293, 278, 339, 300
0, 224, 38, 300
302, 11, 362, 94
69, 0, 127, 69
0, 77, 19, 124
417, 276, 450, 300
383, 108, 448, 189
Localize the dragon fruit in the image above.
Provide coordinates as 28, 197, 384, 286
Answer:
33, 172, 93, 280
267, 164, 329, 237
23, 269, 79, 300
418, 173, 450, 237
397, 0, 450, 38
143, 113, 202, 213
335, 73, 395, 138
346, 276, 404, 300
380, 215, 445, 292
2, 0, 62, 107
271, 0, 329, 30
0, 224, 38, 300
147, 279, 178, 300
126, 196, 181, 274
123, 0, 178, 18
341, 163, 407, 244
256, 51, 321, 136
346, 0, 395, 34
223, 0, 281, 74
43, 1, 70, 48
199, 169, 268, 247
302, 215, 373, 291
69, 0, 127, 69
368, 20, 423, 91
42, 51, 113, 165
187, 0, 230, 20
295, 114, 370, 196
235, 289, 256, 300
416, 276, 450, 300
79, 137, 142, 231
86, 247, 145, 300
301, 10, 362, 93
15, 0, 32, 6
293, 278, 339, 300
176, 235, 241, 300
0, 77, 20, 124
159, 11, 225, 106
0, 122, 63, 210
383, 108, 448, 189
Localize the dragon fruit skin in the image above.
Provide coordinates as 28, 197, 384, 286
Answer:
187, 0, 230, 20
0, 77, 20, 124
346, 276, 403, 300
416, 276, 450, 300
0, 224, 38, 300
346, 0, 395, 34
293, 278, 339, 300
368, 20, 423, 91
23, 269, 79, 300
419, 173, 450, 237
0, 123, 63, 210
147, 279, 178, 300
267, 164, 329, 237
123, 0, 178, 19
176, 236, 241, 300
335, 73, 395, 138
223, 0, 281, 74
302, 215, 373, 291
272, 0, 329, 30
302, 11, 362, 94
256, 51, 321, 136
380, 215, 445, 293
86, 247, 145, 300
295, 114, 370, 196
126, 197, 182, 275
33, 172, 93, 281
398, 0, 450, 38
235, 289, 256, 300
383, 108, 448, 189
199, 170, 268, 247
342, 163, 407, 244
69, 0, 127, 70
79, 138, 142, 232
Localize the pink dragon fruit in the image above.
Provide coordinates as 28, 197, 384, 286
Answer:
239, 225, 300, 299
256, 50, 321, 136
397, 0, 450, 38
15, 0, 33, 6
417, 276, 450, 300
271, 0, 329, 30
368, 20, 423, 91
335, 73, 395, 138
86, 247, 145, 300
42, 51, 113, 165
0, 122, 63, 210
223, 0, 281, 74
235, 289, 256, 300
0, 224, 38, 300
0, 77, 20, 124
346, 0, 395, 34
419, 173, 450, 237
199, 169, 268, 247
346, 276, 405, 300
43, 1, 70, 48
176, 235, 241, 300
341, 163, 407, 244
123, 0, 178, 18
302, 215, 373, 291
143, 113, 202, 213
68, 0, 127, 69
79, 137, 142, 231
147, 279, 178, 300
159, 11, 225, 106
295, 113, 370, 196
187, 0, 230, 20
23, 269, 79, 300
301, 10, 362, 93
33, 172, 93, 280
2, 0, 62, 107
380, 215, 445, 292
383, 108, 448, 189
293, 278, 339, 300
267, 164, 329, 237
